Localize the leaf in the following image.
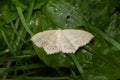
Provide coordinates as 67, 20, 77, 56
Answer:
44, 1, 84, 29
34, 45, 71, 68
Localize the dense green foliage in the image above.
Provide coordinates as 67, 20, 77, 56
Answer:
0, 0, 120, 80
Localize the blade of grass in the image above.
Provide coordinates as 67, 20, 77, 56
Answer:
12, 18, 26, 44
0, 27, 16, 56
85, 22, 120, 51
10, 22, 19, 38
70, 53, 88, 80
71, 9, 120, 51
16, 6, 32, 36
26, 0, 35, 22
26, 0, 34, 23
34, 1, 47, 10
16, 0, 34, 50
70, 68, 80, 80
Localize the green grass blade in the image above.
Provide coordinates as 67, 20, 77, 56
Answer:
70, 53, 88, 80
26, 0, 35, 22
16, 6, 33, 36
0, 27, 16, 56
71, 9, 120, 51
86, 23, 120, 51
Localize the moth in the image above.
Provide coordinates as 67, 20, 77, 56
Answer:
31, 29, 94, 54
